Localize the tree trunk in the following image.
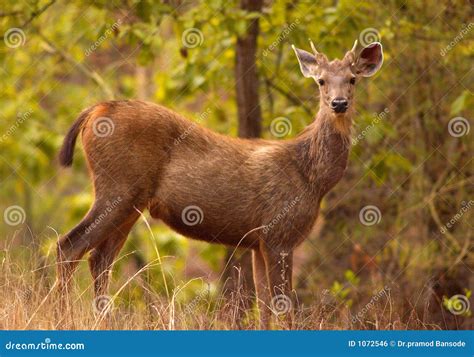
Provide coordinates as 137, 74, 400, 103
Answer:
222, 0, 263, 325
235, 0, 263, 138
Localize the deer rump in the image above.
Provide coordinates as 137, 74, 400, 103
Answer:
59, 99, 319, 250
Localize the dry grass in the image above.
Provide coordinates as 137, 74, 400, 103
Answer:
1, 243, 458, 331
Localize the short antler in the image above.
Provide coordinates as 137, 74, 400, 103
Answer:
308, 38, 328, 64
350, 40, 358, 53
309, 38, 319, 56
343, 39, 358, 65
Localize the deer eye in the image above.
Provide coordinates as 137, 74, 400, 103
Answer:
317, 79, 325, 86
349, 77, 356, 85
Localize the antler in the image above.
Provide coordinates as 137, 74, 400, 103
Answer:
343, 39, 358, 65
350, 40, 358, 53
308, 38, 328, 64
309, 38, 319, 56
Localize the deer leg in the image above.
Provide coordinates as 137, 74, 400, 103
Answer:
252, 248, 271, 329
260, 245, 294, 329
56, 198, 137, 325
88, 212, 139, 301
56, 205, 102, 320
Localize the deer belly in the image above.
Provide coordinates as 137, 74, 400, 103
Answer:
150, 202, 260, 248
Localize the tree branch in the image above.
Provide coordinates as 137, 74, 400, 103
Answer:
0, 0, 56, 40
0, 10, 23, 17
264, 77, 313, 116
37, 31, 115, 99
22, 0, 57, 28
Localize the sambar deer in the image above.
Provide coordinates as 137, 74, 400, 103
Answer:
57, 40, 383, 328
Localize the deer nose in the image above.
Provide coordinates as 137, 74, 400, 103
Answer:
331, 98, 348, 113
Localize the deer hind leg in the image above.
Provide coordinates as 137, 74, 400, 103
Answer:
252, 249, 271, 329
260, 245, 294, 329
56, 198, 137, 321
57, 206, 101, 318
88, 212, 139, 302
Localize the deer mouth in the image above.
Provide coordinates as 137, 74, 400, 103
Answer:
333, 107, 348, 114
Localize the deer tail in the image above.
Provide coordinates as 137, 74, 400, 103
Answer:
58, 106, 95, 167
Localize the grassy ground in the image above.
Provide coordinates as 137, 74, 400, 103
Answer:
2, 241, 469, 331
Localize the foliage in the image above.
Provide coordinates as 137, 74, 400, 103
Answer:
0, 0, 472, 329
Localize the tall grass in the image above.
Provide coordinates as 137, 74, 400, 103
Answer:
0, 239, 454, 330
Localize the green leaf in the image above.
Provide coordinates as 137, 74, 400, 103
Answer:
450, 90, 472, 115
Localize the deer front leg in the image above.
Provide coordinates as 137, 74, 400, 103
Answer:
260, 245, 294, 329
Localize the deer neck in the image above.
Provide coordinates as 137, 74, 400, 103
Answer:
293, 107, 352, 196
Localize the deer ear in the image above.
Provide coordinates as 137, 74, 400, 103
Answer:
352, 42, 383, 77
292, 45, 319, 78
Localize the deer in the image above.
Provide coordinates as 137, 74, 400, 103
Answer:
56, 40, 383, 329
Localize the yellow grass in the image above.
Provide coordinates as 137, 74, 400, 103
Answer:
0, 243, 443, 331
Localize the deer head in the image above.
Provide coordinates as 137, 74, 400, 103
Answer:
292, 40, 383, 118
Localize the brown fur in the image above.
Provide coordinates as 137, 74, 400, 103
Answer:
57, 42, 383, 328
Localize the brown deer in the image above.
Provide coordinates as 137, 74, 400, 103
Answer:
57, 40, 383, 328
